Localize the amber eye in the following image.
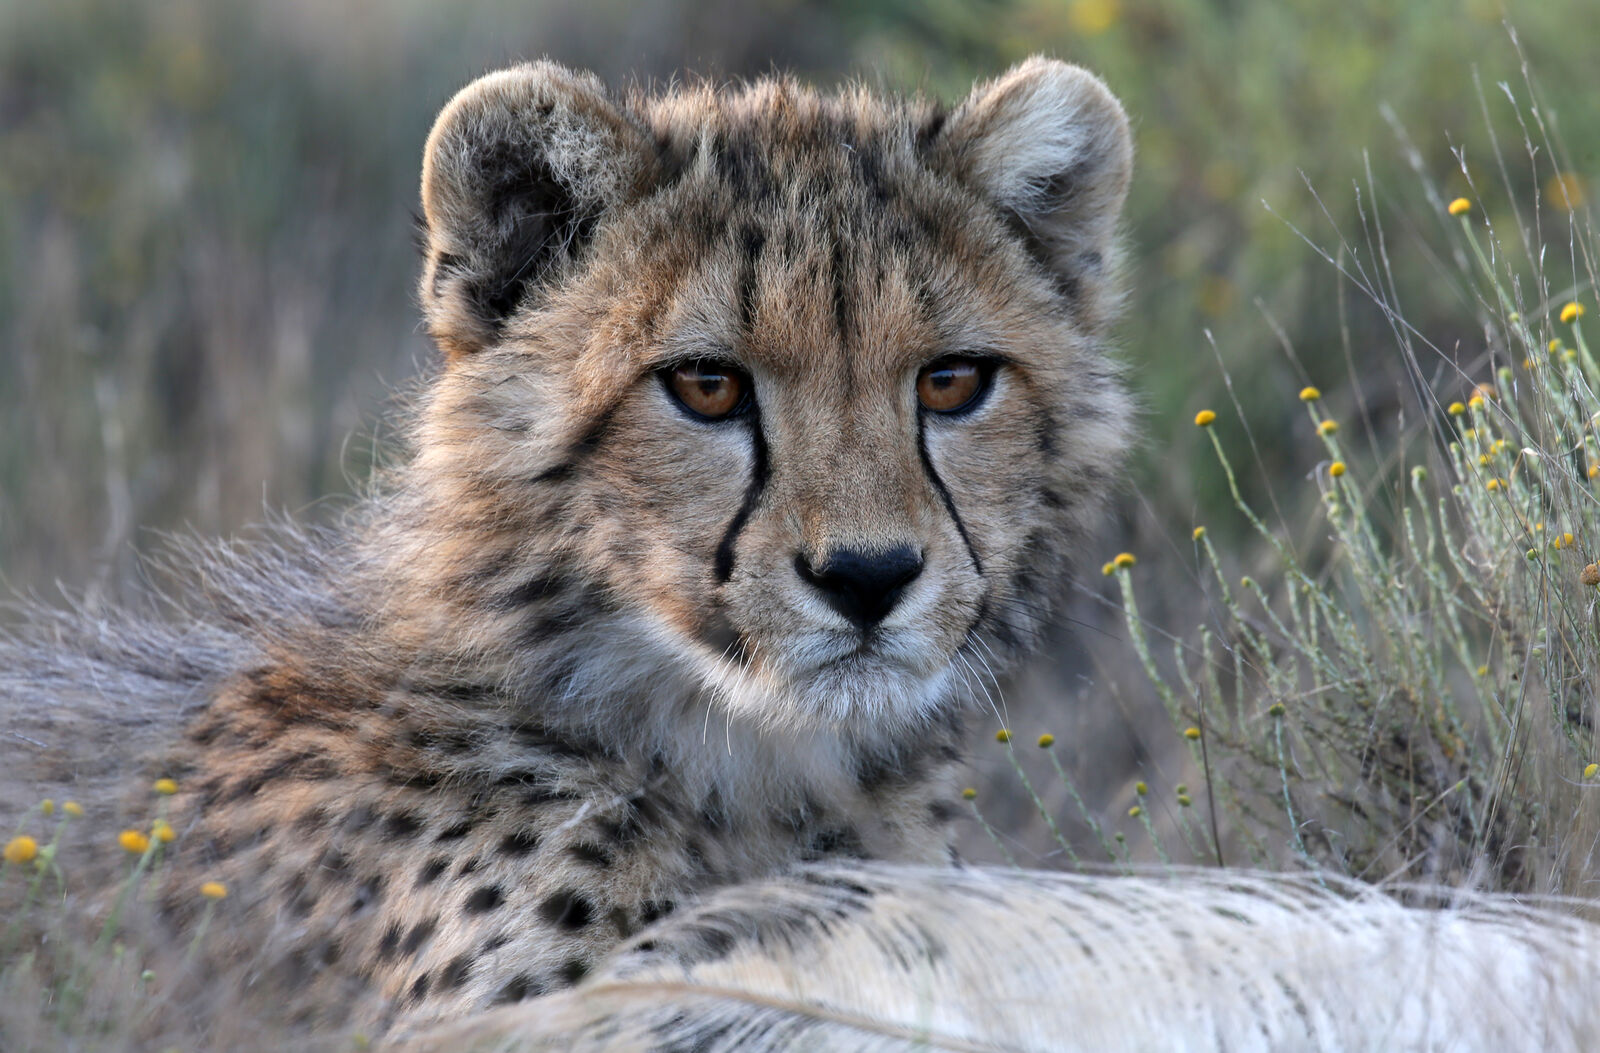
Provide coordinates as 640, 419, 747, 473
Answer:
916, 358, 990, 414
663, 361, 751, 420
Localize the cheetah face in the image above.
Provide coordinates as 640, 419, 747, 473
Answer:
412, 60, 1132, 734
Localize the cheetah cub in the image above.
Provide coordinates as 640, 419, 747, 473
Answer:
16, 57, 1133, 1037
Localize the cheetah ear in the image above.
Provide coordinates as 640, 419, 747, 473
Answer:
418, 62, 659, 357
934, 57, 1133, 330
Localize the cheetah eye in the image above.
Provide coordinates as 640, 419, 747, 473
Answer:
662, 361, 753, 421
916, 357, 993, 415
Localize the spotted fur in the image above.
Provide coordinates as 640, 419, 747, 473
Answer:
2, 57, 1133, 1038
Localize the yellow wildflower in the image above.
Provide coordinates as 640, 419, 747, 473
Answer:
1561, 302, 1585, 324
1585, 763, 1600, 780
1183, 726, 1201, 740
1113, 552, 1136, 569
1591, 464, 1600, 480
63, 801, 84, 817
1329, 461, 1347, 477
152, 819, 176, 844
1101, 561, 1115, 576
961, 787, 977, 800
40, 799, 54, 817
1476, 664, 1490, 677
1317, 419, 1338, 436
1128, 805, 1143, 818
4, 836, 38, 865
1447, 401, 1466, 416
118, 830, 150, 855
1549, 339, 1563, 353
1037, 733, 1055, 749
1469, 396, 1485, 410
200, 881, 228, 900
1134, 781, 1148, 796
1176, 793, 1193, 807
1192, 526, 1206, 541
1267, 702, 1286, 717
1486, 478, 1504, 492
995, 728, 1012, 744
153, 778, 179, 796
1447, 197, 1471, 215
1299, 386, 1322, 402
1194, 409, 1217, 427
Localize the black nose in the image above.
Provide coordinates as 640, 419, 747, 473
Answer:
795, 546, 924, 629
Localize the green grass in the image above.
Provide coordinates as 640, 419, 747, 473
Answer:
974, 72, 1600, 895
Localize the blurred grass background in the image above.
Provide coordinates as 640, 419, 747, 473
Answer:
3, 0, 1596, 862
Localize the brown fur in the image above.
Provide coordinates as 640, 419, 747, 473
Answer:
2, 57, 1133, 1040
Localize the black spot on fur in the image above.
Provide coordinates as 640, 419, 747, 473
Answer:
458, 856, 482, 876
804, 827, 866, 860
556, 958, 590, 988
929, 799, 959, 823
464, 884, 506, 914
401, 916, 438, 956
408, 971, 431, 1002
568, 842, 614, 868
684, 923, 738, 963
540, 890, 594, 931
499, 828, 541, 856
384, 811, 426, 839
599, 812, 644, 845
489, 573, 569, 612
435, 818, 476, 842
492, 973, 544, 1005
640, 900, 676, 924
482, 932, 511, 953
377, 922, 404, 960
416, 857, 450, 887
440, 953, 475, 990
855, 748, 925, 794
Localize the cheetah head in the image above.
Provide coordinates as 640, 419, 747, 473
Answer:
406, 59, 1133, 736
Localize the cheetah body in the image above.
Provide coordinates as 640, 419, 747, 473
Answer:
4, 57, 1133, 1038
